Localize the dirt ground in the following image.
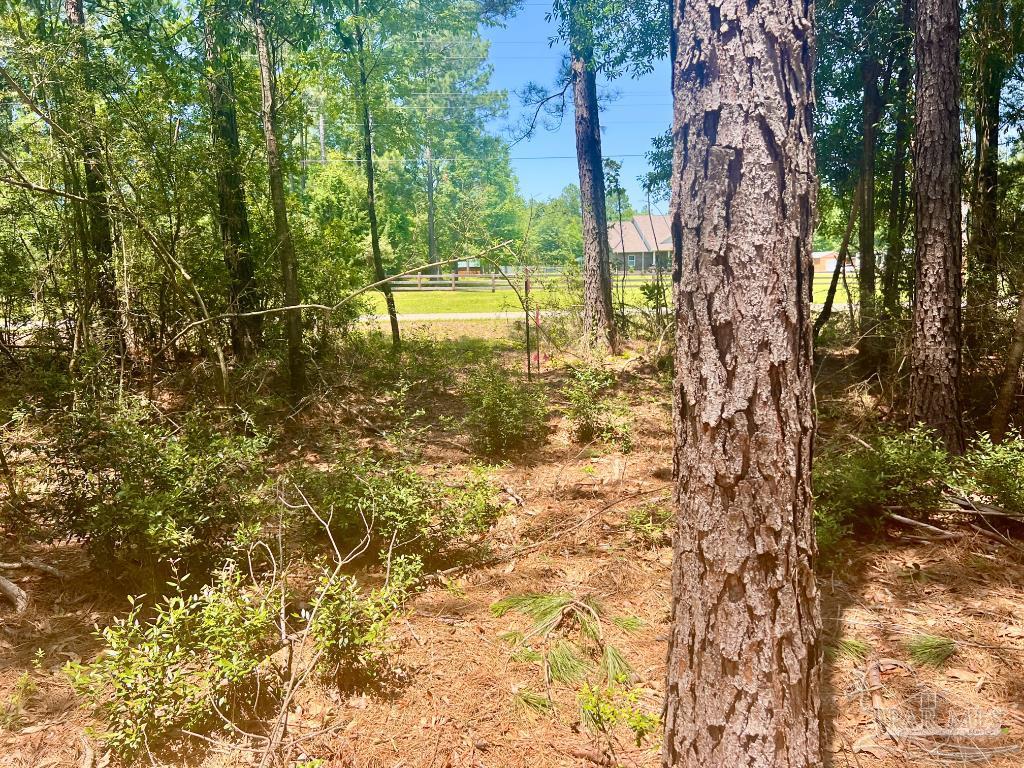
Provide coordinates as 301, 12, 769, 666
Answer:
2, 347, 1024, 767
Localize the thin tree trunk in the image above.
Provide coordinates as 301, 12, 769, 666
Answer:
967, 0, 1005, 343
663, 0, 821, 762
991, 289, 1024, 440
253, 1, 304, 396
65, 0, 121, 351
204, 4, 261, 359
356, 20, 400, 349
319, 111, 327, 162
571, 46, 615, 351
881, 0, 914, 319
815, 182, 861, 339
910, 0, 965, 453
426, 146, 439, 274
858, 47, 882, 361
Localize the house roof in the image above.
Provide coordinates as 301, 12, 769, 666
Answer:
608, 214, 672, 255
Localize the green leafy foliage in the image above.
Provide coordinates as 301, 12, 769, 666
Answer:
308, 555, 422, 672
958, 431, 1024, 514
626, 502, 671, 547
288, 459, 504, 555
561, 365, 632, 450
48, 399, 267, 580
66, 566, 277, 758
814, 427, 951, 552
578, 680, 660, 747
462, 364, 549, 457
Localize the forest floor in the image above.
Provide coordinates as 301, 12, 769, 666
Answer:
1, 326, 1022, 768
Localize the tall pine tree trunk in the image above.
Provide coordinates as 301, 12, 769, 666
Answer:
662, 0, 821, 761
910, 0, 965, 453
967, 0, 1005, 345
571, 46, 615, 351
357, 20, 400, 349
881, 0, 914, 319
66, 0, 121, 350
858, 48, 882, 361
203, 4, 261, 358
253, 1, 304, 395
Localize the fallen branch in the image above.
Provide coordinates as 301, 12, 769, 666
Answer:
0, 558, 67, 579
0, 573, 28, 614
885, 512, 962, 541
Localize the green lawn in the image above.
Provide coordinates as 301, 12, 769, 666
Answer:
362, 276, 856, 315
364, 287, 650, 315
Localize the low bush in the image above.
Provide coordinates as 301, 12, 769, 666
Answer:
308, 554, 422, 673
561, 365, 632, 450
578, 680, 660, 747
67, 565, 278, 758
958, 431, 1024, 514
626, 503, 672, 547
814, 427, 951, 553
288, 459, 504, 555
48, 398, 267, 580
462, 364, 548, 457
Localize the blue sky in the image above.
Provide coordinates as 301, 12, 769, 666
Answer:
481, 4, 672, 211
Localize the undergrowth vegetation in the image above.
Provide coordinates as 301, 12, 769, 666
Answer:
814, 427, 1024, 556
462, 363, 549, 457
561, 365, 633, 451
46, 398, 268, 584
67, 565, 279, 758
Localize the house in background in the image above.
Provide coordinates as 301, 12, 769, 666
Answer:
607, 214, 859, 276
607, 213, 672, 271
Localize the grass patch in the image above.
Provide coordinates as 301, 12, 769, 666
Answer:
906, 634, 958, 666
826, 636, 871, 663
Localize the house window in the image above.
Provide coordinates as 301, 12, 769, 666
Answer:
628, 254, 636, 269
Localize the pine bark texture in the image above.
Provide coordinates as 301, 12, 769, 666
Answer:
910, 0, 965, 453
572, 49, 616, 351
254, 3, 305, 395
204, 6, 261, 358
663, 0, 821, 763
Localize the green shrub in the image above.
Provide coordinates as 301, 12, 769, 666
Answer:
462, 364, 548, 457
49, 399, 267, 578
561, 365, 614, 443
958, 431, 1024, 514
289, 459, 504, 554
626, 503, 671, 547
561, 365, 632, 450
308, 555, 422, 672
67, 565, 277, 758
814, 427, 951, 548
578, 680, 660, 746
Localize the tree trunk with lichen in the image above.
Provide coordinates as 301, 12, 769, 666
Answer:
662, 0, 822, 763
571, 46, 615, 351
909, 0, 965, 454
